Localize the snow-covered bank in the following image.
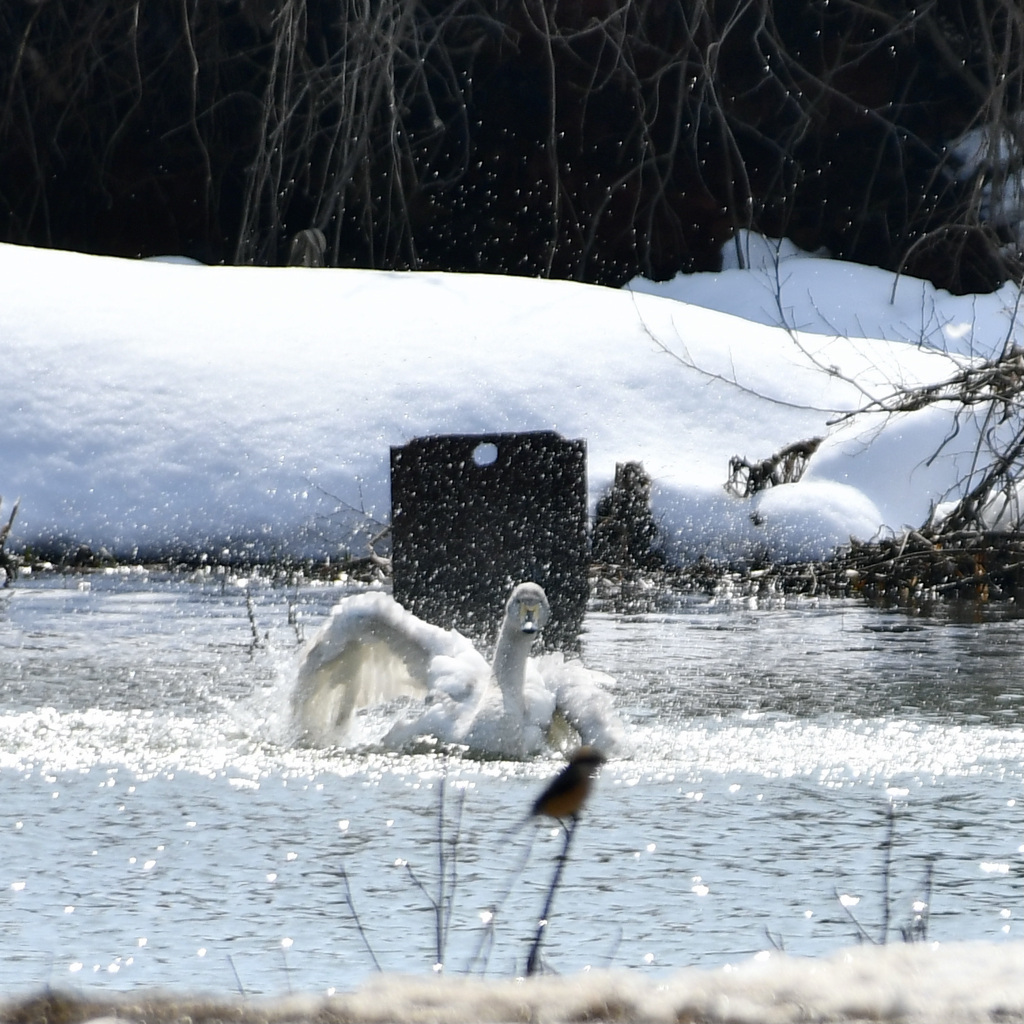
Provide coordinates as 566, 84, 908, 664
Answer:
4, 237, 1022, 563
9, 941, 1024, 1023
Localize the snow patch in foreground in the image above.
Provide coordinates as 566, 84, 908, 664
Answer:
15, 941, 1023, 1023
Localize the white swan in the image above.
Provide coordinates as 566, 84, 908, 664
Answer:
291, 582, 624, 758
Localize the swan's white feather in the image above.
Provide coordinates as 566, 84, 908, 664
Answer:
291, 585, 624, 758
533, 652, 626, 753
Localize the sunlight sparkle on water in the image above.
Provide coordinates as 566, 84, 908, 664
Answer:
0, 580, 1022, 995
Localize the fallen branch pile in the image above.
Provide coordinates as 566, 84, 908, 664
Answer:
591, 528, 1024, 611
829, 529, 1024, 603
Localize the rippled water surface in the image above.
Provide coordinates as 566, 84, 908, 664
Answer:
0, 571, 1020, 997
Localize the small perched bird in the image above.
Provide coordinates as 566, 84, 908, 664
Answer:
523, 746, 607, 976
530, 746, 606, 822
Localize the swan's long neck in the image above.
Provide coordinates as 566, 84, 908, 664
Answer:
488, 586, 548, 757
492, 620, 534, 712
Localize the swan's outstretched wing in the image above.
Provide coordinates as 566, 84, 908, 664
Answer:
534, 652, 627, 754
292, 591, 481, 745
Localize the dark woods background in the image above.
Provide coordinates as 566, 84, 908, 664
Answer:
2, 0, 1022, 293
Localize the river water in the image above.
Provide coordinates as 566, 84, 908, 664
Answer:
0, 570, 1020, 999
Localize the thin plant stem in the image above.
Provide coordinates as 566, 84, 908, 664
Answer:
337, 865, 382, 972
525, 816, 578, 976
880, 804, 897, 944
402, 767, 465, 969
465, 830, 537, 975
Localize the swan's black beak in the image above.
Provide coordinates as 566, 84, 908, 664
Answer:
520, 602, 543, 634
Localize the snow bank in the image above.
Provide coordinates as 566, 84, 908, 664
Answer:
3, 239, 1014, 563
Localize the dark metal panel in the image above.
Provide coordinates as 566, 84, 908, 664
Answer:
391, 431, 588, 649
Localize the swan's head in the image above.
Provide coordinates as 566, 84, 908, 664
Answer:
506, 582, 550, 636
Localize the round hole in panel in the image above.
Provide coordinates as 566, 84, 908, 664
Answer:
472, 442, 498, 466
